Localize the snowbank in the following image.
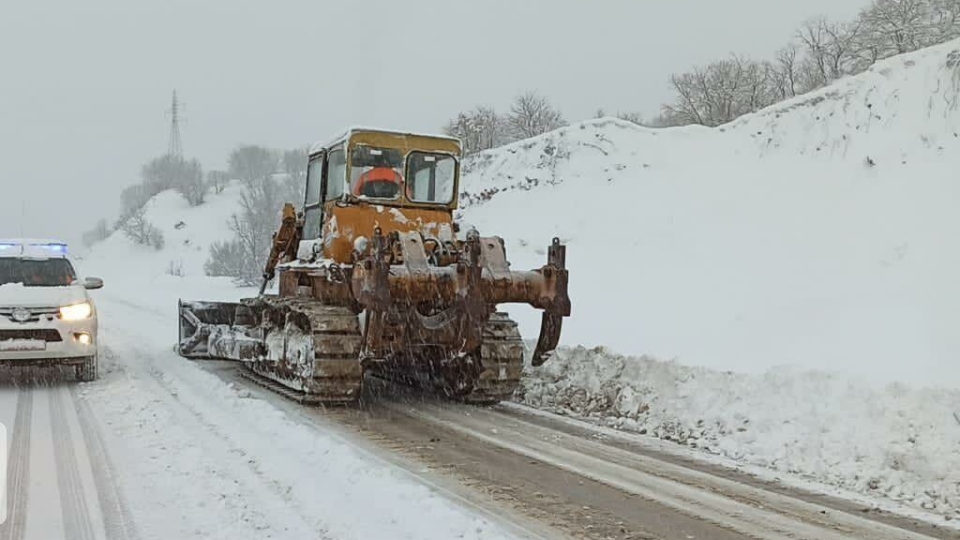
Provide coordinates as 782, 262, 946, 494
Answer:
518, 346, 960, 520
461, 38, 960, 388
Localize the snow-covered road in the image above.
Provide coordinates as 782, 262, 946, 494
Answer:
65, 293, 532, 540
0, 380, 137, 540
2, 286, 956, 540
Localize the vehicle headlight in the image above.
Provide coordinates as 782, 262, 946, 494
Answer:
60, 302, 92, 321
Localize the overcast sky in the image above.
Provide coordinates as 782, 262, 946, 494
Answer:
0, 0, 870, 246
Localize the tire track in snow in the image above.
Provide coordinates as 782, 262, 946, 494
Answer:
69, 386, 139, 540
49, 388, 96, 540
0, 389, 32, 540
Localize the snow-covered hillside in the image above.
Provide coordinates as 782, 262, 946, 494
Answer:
80, 182, 252, 307
462, 38, 960, 388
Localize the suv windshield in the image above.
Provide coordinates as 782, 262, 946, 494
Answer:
0, 258, 77, 287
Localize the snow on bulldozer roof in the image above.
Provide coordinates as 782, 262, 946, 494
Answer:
310, 126, 462, 154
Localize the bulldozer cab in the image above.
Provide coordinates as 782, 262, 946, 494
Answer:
302, 128, 462, 263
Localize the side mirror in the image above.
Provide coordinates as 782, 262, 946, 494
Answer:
83, 277, 104, 290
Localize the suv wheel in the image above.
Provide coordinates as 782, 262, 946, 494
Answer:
76, 354, 99, 382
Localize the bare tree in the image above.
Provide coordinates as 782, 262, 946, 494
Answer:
824, 20, 863, 79
615, 111, 646, 125
930, 0, 960, 39
796, 18, 832, 89
768, 46, 801, 99
205, 239, 251, 280
859, 0, 935, 57
444, 106, 510, 155
282, 148, 308, 183
176, 158, 206, 206
662, 56, 777, 127
121, 206, 164, 250
140, 154, 184, 194
228, 145, 278, 187
778, 45, 801, 97
280, 148, 308, 205
506, 91, 567, 139
206, 170, 230, 194
662, 71, 707, 125
795, 18, 861, 88
118, 184, 152, 222
207, 175, 286, 285
653, 0, 958, 129
81, 218, 112, 248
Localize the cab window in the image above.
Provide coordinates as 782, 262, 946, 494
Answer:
303, 152, 326, 241
407, 153, 456, 205
305, 157, 323, 206
325, 148, 346, 201
349, 146, 403, 200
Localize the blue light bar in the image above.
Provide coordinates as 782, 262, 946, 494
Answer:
29, 243, 68, 254
0, 240, 69, 257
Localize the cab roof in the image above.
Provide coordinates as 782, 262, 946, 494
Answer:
309, 126, 462, 155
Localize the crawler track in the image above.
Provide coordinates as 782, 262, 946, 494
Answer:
246, 298, 363, 403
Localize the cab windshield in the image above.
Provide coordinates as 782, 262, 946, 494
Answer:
349, 146, 404, 200
0, 258, 77, 287
407, 152, 457, 205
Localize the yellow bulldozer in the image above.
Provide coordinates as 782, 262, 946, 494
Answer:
177, 127, 570, 404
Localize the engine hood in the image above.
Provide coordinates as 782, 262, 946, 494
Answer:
0, 283, 88, 308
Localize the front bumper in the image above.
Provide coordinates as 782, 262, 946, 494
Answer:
0, 315, 97, 363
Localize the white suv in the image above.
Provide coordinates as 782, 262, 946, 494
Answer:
0, 239, 103, 381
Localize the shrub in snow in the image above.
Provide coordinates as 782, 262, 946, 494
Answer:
118, 184, 154, 221
174, 158, 207, 206
141, 154, 207, 207
81, 218, 112, 248
121, 206, 165, 251
202, 144, 306, 285
205, 239, 258, 284
443, 106, 512, 156
166, 260, 184, 277
228, 145, 279, 188
206, 170, 230, 194
507, 91, 568, 140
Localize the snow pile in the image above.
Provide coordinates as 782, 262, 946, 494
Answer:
461, 38, 960, 388
518, 345, 960, 519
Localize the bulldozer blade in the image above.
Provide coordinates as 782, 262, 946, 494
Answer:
178, 300, 263, 360
531, 311, 563, 366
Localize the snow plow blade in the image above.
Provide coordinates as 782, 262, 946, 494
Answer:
177, 299, 263, 360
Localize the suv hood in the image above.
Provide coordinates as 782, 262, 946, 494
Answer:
0, 283, 87, 308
